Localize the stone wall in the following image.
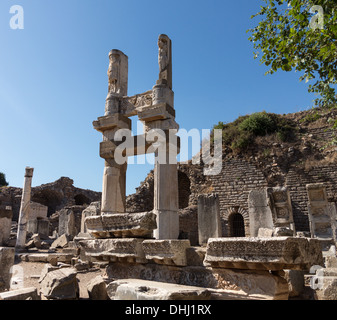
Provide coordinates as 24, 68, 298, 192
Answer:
125, 109, 337, 238
0, 177, 101, 221
286, 165, 337, 232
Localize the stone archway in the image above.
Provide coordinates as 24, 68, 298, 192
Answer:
74, 194, 91, 206
228, 212, 245, 237
223, 207, 250, 237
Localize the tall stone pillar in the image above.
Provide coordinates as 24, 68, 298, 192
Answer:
151, 34, 179, 240
153, 151, 179, 240
94, 50, 130, 215
16, 167, 34, 251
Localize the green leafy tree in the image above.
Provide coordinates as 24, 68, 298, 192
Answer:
248, 0, 337, 108
0, 172, 9, 187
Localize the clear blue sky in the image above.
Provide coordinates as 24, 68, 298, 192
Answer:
0, 0, 315, 195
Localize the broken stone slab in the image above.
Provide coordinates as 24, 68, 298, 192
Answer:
39, 267, 79, 300
0, 247, 15, 292
107, 279, 211, 300
105, 263, 289, 300
0, 287, 40, 300
79, 238, 147, 264
85, 212, 157, 239
25, 233, 43, 249
267, 187, 295, 234
81, 202, 101, 234
314, 268, 337, 300
87, 275, 109, 300
20, 253, 73, 264
50, 233, 69, 249
204, 237, 324, 271
142, 240, 190, 266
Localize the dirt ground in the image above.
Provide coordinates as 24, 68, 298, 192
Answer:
13, 258, 104, 300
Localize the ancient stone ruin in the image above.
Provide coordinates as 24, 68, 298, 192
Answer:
0, 35, 337, 301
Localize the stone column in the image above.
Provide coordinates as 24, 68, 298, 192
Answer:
94, 114, 131, 215
151, 34, 179, 240
16, 167, 34, 251
94, 49, 130, 215
153, 150, 179, 240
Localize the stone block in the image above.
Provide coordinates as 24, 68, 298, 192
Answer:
51, 234, 69, 249
93, 114, 131, 133
257, 228, 273, 238
267, 187, 295, 233
85, 212, 157, 239
197, 194, 221, 246
87, 275, 109, 300
248, 189, 274, 237
315, 268, 337, 300
0, 247, 15, 292
27, 218, 49, 238
107, 279, 211, 300
79, 238, 147, 264
81, 202, 101, 234
137, 103, 175, 122
59, 206, 85, 239
142, 240, 190, 266
204, 237, 323, 271
39, 267, 79, 300
0, 287, 40, 300
29, 202, 48, 220
0, 208, 13, 246
283, 270, 305, 298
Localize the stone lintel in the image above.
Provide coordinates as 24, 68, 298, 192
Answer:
85, 212, 157, 239
138, 103, 175, 122
79, 238, 147, 264
142, 240, 190, 267
93, 114, 131, 133
204, 237, 324, 271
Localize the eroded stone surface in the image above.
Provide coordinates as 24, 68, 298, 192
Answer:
0, 247, 15, 292
107, 279, 211, 300
105, 263, 289, 300
0, 287, 40, 300
142, 240, 190, 266
85, 212, 157, 239
79, 238, 147, 264
204, 237, 323, 271
39, 267, 79, 300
